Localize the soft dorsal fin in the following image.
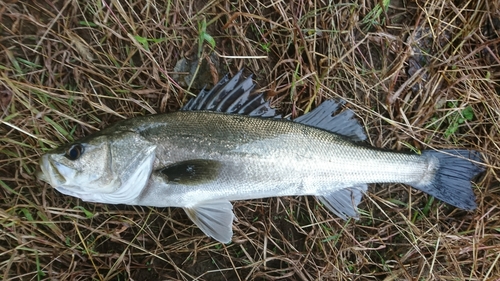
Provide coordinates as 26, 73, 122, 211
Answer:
294, 100, 367, 141
182, 70, 278, 117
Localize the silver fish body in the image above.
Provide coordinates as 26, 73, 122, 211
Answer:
128, 111, 430, 205
38, 71, 484, 243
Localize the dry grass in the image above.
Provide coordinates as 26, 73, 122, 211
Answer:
1, 0, 500, 280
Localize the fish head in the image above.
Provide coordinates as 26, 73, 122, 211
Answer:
37, 131, 157, 204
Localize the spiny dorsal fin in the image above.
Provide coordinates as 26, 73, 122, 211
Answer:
294, 100, 367, 141
182, 70, 278, 117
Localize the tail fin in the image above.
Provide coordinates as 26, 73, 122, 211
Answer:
413, 150, 484, 210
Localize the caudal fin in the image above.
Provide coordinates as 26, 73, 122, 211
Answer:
413, 150, 484, 210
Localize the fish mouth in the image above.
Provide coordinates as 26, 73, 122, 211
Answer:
38, 155, 65, 185
37, 155, 49, 182
37, 155, 56, 184
38, 156, 87, 195
36, 168, 47, 182
38, 157, 103, 201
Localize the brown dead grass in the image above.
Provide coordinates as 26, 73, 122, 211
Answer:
1, 0, 500, 280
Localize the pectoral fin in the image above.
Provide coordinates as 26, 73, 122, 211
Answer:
317, 185, 367, 220
183, 200, 235, 243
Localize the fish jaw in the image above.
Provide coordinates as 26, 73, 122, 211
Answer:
38, 154, 99, 199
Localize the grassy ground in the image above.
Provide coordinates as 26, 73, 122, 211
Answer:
1, 0, 500, 280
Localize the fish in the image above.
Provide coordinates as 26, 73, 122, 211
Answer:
37, 70, 484, 243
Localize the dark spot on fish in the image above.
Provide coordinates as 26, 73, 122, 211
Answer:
157, 159, 221, 185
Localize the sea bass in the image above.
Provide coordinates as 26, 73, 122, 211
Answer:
37, 70, 484, 243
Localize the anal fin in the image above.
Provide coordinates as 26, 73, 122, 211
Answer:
184, 200, 235, 243
317, 185, 367, 220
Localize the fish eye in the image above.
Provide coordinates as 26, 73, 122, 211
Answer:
65, 144, 84, 160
